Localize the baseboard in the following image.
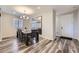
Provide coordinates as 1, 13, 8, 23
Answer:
56, 36, 77, 40
2, 36, 16, 40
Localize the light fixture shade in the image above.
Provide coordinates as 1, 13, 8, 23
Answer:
26, 16, 30, 19
19, 15, 30, 19
23, 15, 26, 18
20, 16, 22, 18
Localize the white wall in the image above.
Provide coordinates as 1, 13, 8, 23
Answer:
0, 15, 1, 41
77, 10, 79, 40
56, 16, 62, 36
1, 13, 17, 38
33, 9, 56, 40
74, 9, 79, 40
73, 10, 78, 39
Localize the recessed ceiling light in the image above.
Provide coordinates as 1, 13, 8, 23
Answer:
37, 7, 41, 9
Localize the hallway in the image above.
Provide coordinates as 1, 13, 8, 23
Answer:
0, 37, 79, 53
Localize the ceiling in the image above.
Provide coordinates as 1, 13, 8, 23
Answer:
0, 5, 79, 16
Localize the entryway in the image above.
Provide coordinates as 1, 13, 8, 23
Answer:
56, 13, 74, 39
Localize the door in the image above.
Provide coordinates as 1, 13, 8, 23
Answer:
59, 13, 73, 38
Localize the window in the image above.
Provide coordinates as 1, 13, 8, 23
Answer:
13, 18, 23, 29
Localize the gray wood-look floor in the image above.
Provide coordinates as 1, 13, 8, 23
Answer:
0, 37, 79, 53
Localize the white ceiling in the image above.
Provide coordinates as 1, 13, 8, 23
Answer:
0, 5, 79, 16
27, 5, 79, 15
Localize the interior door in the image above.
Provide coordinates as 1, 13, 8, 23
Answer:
59, 13, 73, 38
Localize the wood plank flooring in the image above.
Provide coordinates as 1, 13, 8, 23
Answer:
0, 37, 79, 53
